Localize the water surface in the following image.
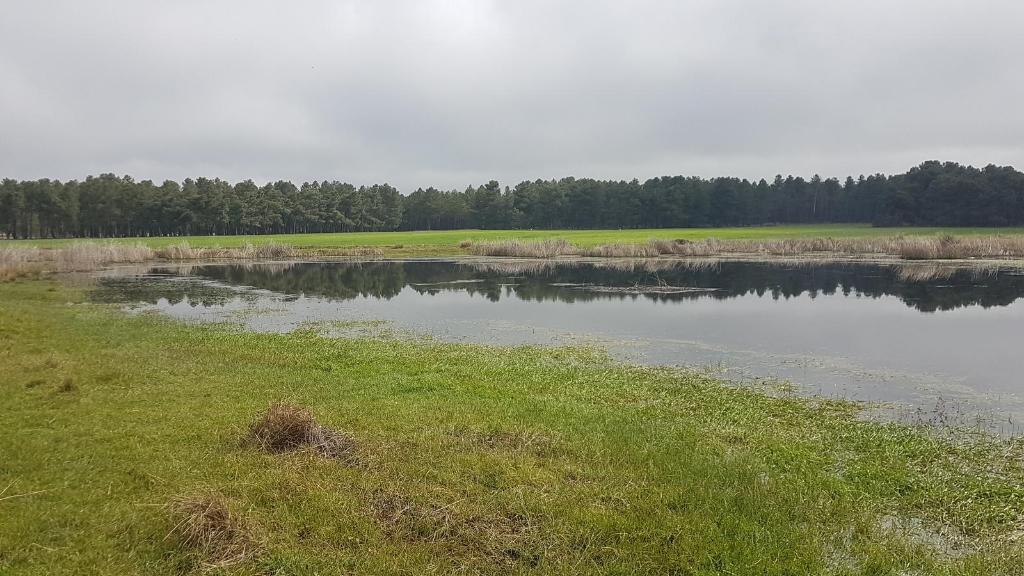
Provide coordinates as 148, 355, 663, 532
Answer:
92, 258, 1024, 431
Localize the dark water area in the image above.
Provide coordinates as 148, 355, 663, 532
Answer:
92, 258, 1024, 432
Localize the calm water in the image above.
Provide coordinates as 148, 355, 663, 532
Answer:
92, 258, 1024, 430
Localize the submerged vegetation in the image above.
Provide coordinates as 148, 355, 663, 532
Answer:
2, 279, 1024, 574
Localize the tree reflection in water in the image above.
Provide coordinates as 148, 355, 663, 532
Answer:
94, 259, 1024, 313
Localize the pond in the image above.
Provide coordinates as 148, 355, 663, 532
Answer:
92, 258, 1024, 432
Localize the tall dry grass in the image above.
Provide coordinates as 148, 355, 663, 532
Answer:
469, 238, 577, 258
1, 242, 154, 278
0, 246, 45, 280
0, 240, 302, 278
649, 235, 1024, 259
156, 241, 296, 260
54, 243, 155, 270
582, 243, 662, 258
468, 235, 1024, 261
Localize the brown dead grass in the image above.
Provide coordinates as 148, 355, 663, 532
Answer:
0, 241, 300, 278
155, 241, 296, 260
582, 242, 662, 258
0, 246, 48, 280
246, 402, 357, 462
469, 238, 576, 258
369, 491, 537, 566
467, 235, 1024, 261
168, 492, 258, 569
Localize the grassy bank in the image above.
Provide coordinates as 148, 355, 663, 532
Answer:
4, 226, 1024, 281
1, 280, 1023, 575
7, 224, 1024, 251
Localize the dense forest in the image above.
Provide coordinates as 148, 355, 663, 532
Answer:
2, 161, 1023, 238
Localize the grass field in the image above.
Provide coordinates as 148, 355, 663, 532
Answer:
8, 224, 1024, 251
2, 279, 1023, 575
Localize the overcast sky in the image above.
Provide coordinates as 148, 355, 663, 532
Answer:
1, 1, 1022, 191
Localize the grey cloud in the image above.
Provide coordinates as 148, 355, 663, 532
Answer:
1, 0, 1021, 191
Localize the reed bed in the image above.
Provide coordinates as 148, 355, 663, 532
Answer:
0, 246, 46, 280
155, 241, 297, 260
55, 243, 155, 270
467, 235, 1024, 260
468, 238, 576, 258
582, 243, 662, 258
470, 238, 575, 258
0, 241, 302, 279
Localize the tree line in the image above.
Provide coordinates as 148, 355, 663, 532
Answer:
2, 161, 1023, 239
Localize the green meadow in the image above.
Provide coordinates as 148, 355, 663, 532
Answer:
9, 224, 1024, 252
1, 279, 1022, 575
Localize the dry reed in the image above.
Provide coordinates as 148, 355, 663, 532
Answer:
467, 235, 1024, 260
0, 240, 302, 278
0, 246, 46, 280
582, 243, 662, 258
468, 239, 577, 258
156, 241, 296, 260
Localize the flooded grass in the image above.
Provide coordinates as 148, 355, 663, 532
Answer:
2, 279, 1024, 574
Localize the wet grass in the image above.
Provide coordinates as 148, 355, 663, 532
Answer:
1, 279, 1023, 574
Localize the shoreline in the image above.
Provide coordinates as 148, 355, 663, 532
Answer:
2, 278, 1022, 573
4, 233, 1024, 280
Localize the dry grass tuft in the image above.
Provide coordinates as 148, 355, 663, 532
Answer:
57, 376, 77, 393
247, 402, 357, 461
458, 240, 473, 249
168, 492, 257, 569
